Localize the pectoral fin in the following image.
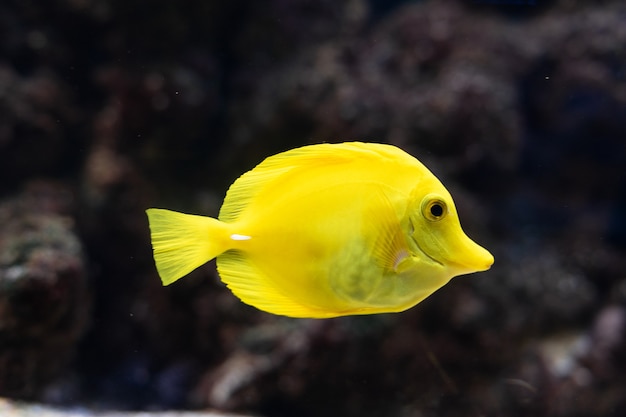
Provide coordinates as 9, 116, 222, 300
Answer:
368, 189, 412, 273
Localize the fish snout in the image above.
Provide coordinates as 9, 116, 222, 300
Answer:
446, 234, 494, 275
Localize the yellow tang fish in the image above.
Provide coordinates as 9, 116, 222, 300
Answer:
146, 142, 493, 318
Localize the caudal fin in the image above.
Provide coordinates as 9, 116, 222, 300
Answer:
146, 208, 231, 285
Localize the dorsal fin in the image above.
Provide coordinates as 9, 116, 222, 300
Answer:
218, 142, 414, 223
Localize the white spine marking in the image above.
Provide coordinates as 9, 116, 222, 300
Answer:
230, 234, 252, 241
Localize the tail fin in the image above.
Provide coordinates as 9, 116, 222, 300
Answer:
146, 208, 231, 285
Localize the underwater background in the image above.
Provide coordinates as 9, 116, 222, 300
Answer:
1, 0, 626, 416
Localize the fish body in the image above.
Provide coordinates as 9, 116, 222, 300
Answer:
146, 142, 493, 318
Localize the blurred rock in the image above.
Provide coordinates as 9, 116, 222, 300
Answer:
0, 397, 252, 417
498, 306, 626, 417
0, 182, 89, 399
0, 67, 79, 188
584, 306, 626, 381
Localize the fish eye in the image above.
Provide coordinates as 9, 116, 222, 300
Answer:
422, 198, 447, 222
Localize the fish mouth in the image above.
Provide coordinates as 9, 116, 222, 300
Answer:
444, 240, 494, 274
410, 234, 493, 274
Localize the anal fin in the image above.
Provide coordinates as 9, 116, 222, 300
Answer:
217, 251, 336, 318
